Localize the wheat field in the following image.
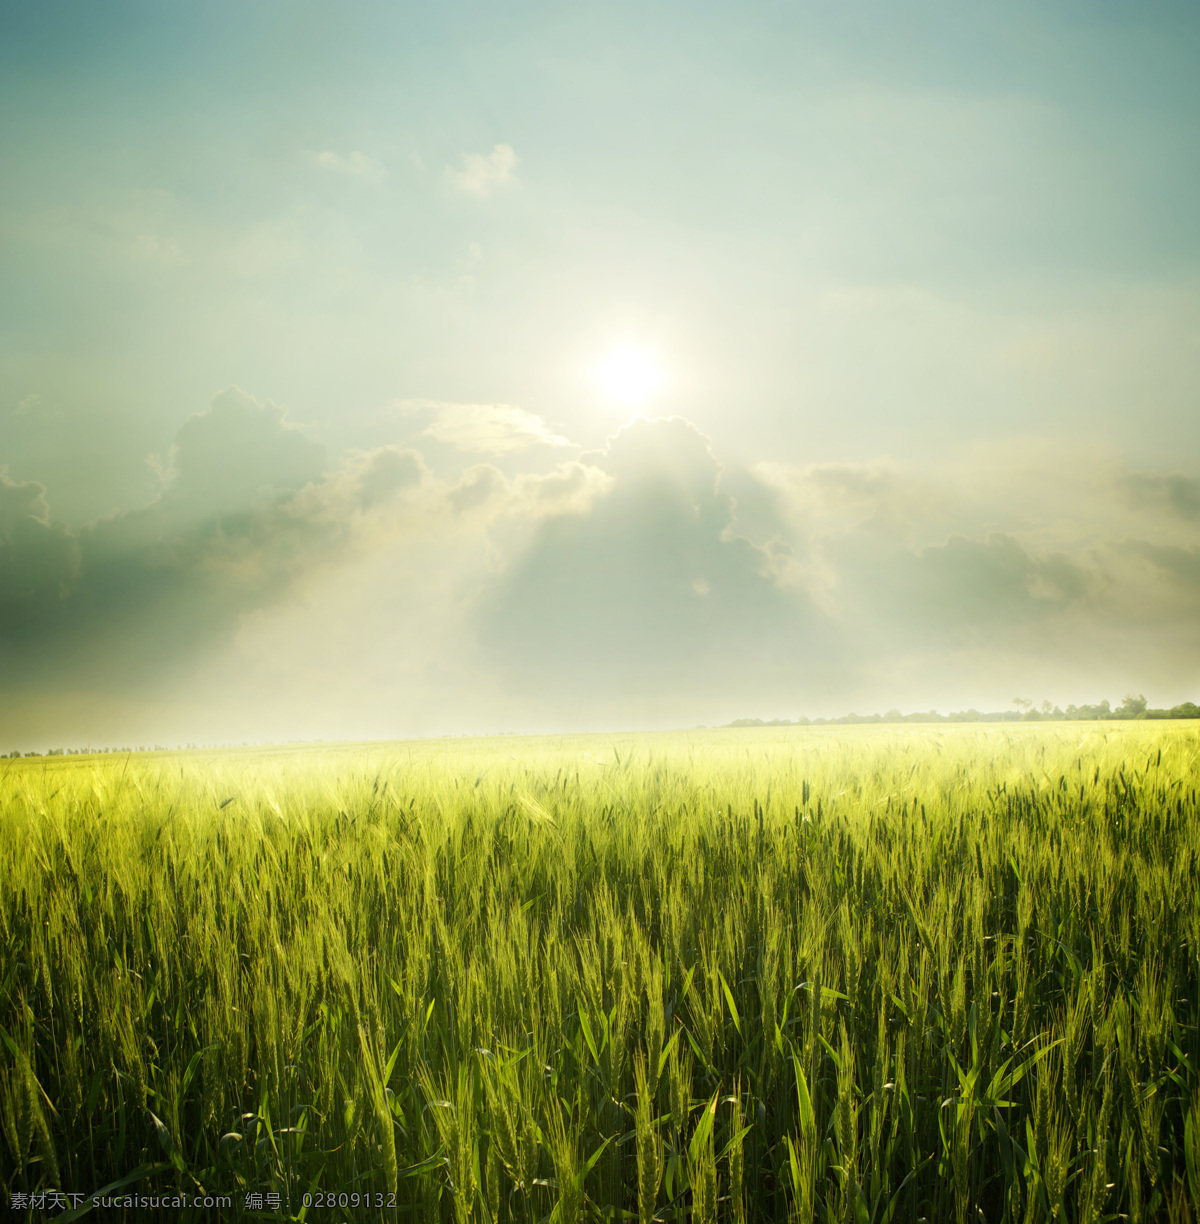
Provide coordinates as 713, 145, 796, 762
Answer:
1, 723, 1199, 1221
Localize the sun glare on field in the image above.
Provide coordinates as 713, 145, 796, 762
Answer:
592, 343, 667, 409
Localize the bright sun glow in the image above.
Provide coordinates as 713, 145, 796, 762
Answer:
592, 344, 667, 408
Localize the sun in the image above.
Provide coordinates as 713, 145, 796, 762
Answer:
592, 343, 667, 409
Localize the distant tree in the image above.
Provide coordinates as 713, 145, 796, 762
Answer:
1118, 693, 1148, 718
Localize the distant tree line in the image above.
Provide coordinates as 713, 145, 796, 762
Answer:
729, 694, 1200, 728
1, 744, 177, 759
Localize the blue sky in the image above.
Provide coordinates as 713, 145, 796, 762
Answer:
1, 1, 1198, 744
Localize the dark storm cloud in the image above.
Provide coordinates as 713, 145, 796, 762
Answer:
0, 391, 426, 687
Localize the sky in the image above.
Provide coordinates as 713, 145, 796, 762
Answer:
1, 1, 1199, 747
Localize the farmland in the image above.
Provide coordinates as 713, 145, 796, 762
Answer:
1, 723, 1199, 1221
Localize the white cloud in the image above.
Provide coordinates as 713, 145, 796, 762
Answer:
511, 462, 615, 516
309, 149, 387, 181
447, 143, 518, 196
403, 401, 573, 455
446, 460, 614, 519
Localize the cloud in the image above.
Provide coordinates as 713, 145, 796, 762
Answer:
758, 457, 1095, 623
903, 533, 1088, 631
0, 468, 51, 537
581, 415, 723, 504
5, 404, 1200, 738
0, 391, 430, 688
352, 446, 426, 510
410, 401, 574, 454
164, 387, 326, 520
469, 423, 1197, 712
747, 447, 1200, 704
755, 457, 967, 549
447, 143, 518, 196
448, 464, 506, 515
1123, 540, 1200, 590
475, 417, 831, 700
1120, 471, 1200, 522
0, 384, 617, 710
309, 149, 387, 181
446, 461, 613, 518
0, 469, 80, 646
511, 462, 614, 517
